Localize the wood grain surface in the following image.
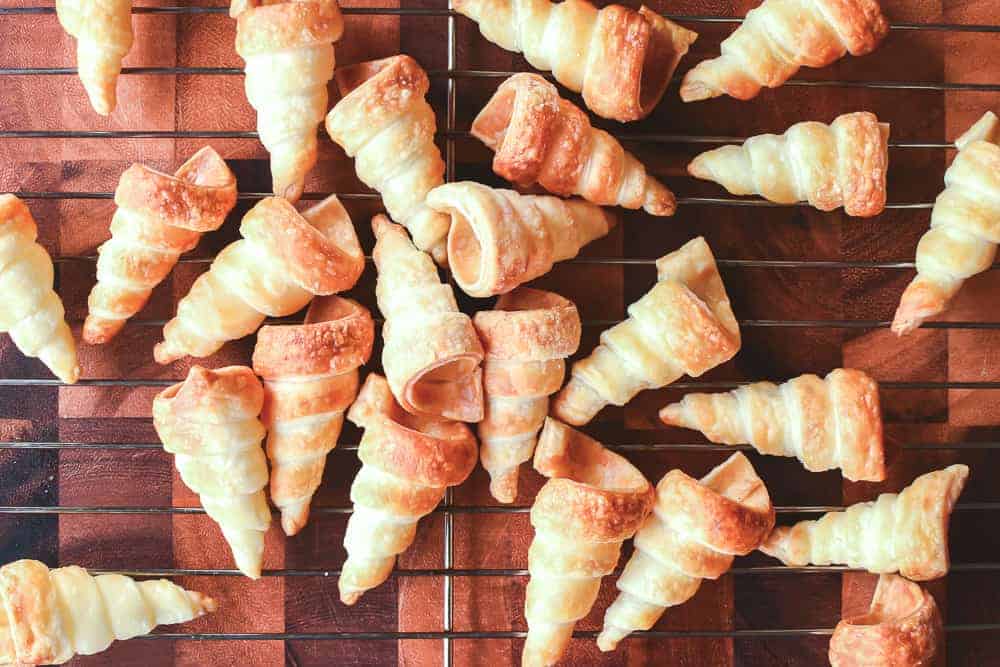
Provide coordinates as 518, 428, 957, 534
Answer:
0, 0, 998, 665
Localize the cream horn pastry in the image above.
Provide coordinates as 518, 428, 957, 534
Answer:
56, 0, 134, 115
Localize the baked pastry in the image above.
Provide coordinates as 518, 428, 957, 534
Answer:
371, 215, 485, 422
829, 574, 942, 667
232, 0, 343, 202
425, 181, 616, 298
471, 74, 676, 215
892, 111, 1000, 335
326, 55, 451, 264
252, 296, 374, 536
524, 418, 653, 666
0, 195, 80, 384
473, 288, 580, 503
84, 146, 238, 344
761, 464, 969, 581
153, 365, 271, 579
56, 0, 134, 115
0, 559, 215, 665
598, 453, 774, 651
688, 111, 890, 217
680, 0, 888, 102
551, 236, 740, 426
454, 0, 697, 122
154, 195, 363, 364
340, 373, 477, 605
660, 368, 886, 481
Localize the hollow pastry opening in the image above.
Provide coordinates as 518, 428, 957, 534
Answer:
447, 212, 483, 291
636, 11, 697, 117
409, 356, 481, 420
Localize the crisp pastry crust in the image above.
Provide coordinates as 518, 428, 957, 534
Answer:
661, 368, 886, 481
56, 0, 134, 115
471, 73, 676, 215
598, 453, 774, 651
688, 111, 890, 217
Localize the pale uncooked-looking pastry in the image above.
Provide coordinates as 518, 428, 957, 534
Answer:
326, 55, 451, 264
660, 368, 886, 481
154, 195, 364, 364
688, 111, 890, 217
680, 0, 888, 102
153, 365, 271, 579
892, 111, 1000, 335
85, 146, 238, 344
761, 465, 969, 581
455, 0, 697, 121
471, 73, 676, 215
252, 296, 374, 536
340, 373, 477, 605
473, 288, 580, 503
372, 214, 485, 423
56, 0, 134, 115
0, 559, 215, 666
598, 452, 774, 651
551, 236, 740, 426
0, 195, 79, 384
524, 418, 653, 666
425, 181, 616, 298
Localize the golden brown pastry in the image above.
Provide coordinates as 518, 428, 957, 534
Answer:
232, 0, 343, 202
471, 74, 676, 215
425, 181, 616, 298
598, 453, 774, 651
892, 111, 1000, 335
680, 0, 888, 102
551, 236, 740, 426
473, 289, 580, 503
84, 147, 238, 345
524, 418, 653, 666
761, 465, 969, 581
688, 111, 890, 217
829, 574, 943, 667
660, 369, 886, 481
326, 55, 451, 264
0, 559, 215, 666
371, 214, 485, 423
340, 373, 477, 605
0, 195, 79, 384
153, 365, 271, 579
252, 296, 374, 536
56, 0, 134, 116
454, 0, 697, 122
154, 195, 364, 365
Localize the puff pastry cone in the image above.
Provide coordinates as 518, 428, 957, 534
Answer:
326, 55, 451, 265
231, 0, 343, 202
761, 464, 970, 581
153, 365, 271, 579
252, 296, 375, 536
154, 195, 364, 365
471, 73, 676, 216
524, 418, 653, 667
340, 373, 478, 605
689, 111, 890, 217
425, 182, 616, 298
454, 0, 697, 122
660, 368, 887, 482
56, 0, 134, 116
597, 452, 775, 652
0, 559, 216, 666
551, 236, 740, 426
0, 195, 79, 384
84, 146, 238, 345
679, 0, 888, 103
829, 574, 943, 667
892, 111, 1000, 335
371, 214, 485, 422
473, 288, 581, 503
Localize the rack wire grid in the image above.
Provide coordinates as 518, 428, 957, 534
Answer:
1, 2, 999, 666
